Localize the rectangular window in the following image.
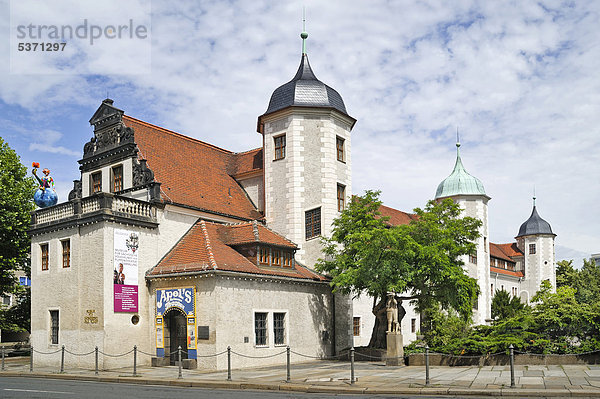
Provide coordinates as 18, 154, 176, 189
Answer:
259, 247, 270, 265
337, 184, 346, 212
2, 296, 10, 306
529, 243, 536, 255
112, 165, 123, 192
272, 249, 281, 266
353, 317, 361, 336
411, 318, 416, 333
282, 252, 292, 268
273, 313, 286, 345
41, 243, 49, 271
305, 207, 321, 240
91, 172, 102, 194
254, 312, 268, 346
336, 136, 345, 162
491, 284, 494, 296
19, 276, 31, 286
469, 253, 477, 264
484, 237, 488, 252
274, 135, 286, 160
61, 239, 70, 268
50, 310, 59, 345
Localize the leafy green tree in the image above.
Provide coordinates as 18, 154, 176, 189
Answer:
491, 289, 526, 321
556, 260, 578, 289
576, 259, 600, 305
0, 137, 35, 332
317, 191, 481, 348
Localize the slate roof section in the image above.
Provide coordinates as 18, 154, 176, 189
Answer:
517, 205, 555, 237
123, 115, 262, 220
148, 220, 324, 281
262, 54, 351, 119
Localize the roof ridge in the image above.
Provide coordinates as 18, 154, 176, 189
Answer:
123, 114, 234, 155
199, 220, 218, 270
252, 220, 260, 241
379, 203, 414, 215
257, 222, 297, 247
233, 147, 262, 156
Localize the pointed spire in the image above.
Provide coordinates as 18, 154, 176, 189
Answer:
533, 186, 536, 207
301, 8, 308, 55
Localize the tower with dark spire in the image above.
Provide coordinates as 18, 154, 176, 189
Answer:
257, 23, 356, 269
516, 197, 556, 297
435, 137, 491, 324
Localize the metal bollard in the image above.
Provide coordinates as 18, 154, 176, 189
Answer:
425, 345, 430, 386
227, 346, 232, 381
60, 345, 65, 373
350, 347, 355, 384
95, 346, 99, 375
177, 346, 182, 379
286, 346, 291, 383
509, 344, 515, 387
30, 345, 33, 372
133, 345, 137, 376
1, 347, 5, 371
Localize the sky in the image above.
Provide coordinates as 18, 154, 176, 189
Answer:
0, 0, 598, 265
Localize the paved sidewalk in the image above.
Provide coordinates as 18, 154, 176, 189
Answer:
2, 357, 600, 397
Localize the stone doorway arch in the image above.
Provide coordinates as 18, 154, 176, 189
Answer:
164, 307, 188, 365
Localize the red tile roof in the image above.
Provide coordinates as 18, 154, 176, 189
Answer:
490, 266, 524, 278
123, 115, 262, 220
231, 148, 263, 178
489, 243, 517, 263
148, 220, 323, 281
378, 204, 418, 226
495, 242, 524, 258
223, 221, 297, 248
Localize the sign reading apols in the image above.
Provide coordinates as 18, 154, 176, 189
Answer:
156, 288, 195, 316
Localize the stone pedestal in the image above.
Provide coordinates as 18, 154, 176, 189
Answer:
386, 332, 404, 366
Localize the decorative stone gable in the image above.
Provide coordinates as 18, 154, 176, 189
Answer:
83, 99, 135, 159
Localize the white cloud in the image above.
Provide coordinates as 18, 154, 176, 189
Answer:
0, 0, 599, 256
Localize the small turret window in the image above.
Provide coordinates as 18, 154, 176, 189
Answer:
529, 244, 536, 255
336, 137, 345, 162
274, 135, 286, 160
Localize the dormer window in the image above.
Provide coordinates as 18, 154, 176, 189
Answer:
112, 165, 123, 192
91, 172, 102, 194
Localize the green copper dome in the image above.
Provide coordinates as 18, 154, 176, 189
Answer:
435, 143, 487, 199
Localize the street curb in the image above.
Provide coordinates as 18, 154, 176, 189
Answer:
2, 371, 600, 397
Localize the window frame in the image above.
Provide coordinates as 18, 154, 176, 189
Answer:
254, 312, 268, 347
112, 165, 123, 193
274, 135, 286, 161
529, 243, 536, 255
336, 136, 345, 162
259, 247, 270, 265
337, 184, 346, 212
50, 310, 59, 345
305, 207, 321, 240
282, 252, 292, 268
352, 316, 361, 337
41, 243, 49, 271
271, 248, 281, 266
411, 318, 416, 333
91, 171, 102, 194
61, 239, 70, 268
273, 312, 286, 346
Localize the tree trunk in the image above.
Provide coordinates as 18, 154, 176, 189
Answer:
367, 297, 388, 349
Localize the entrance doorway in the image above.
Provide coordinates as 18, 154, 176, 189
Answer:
164, 309, 188, 365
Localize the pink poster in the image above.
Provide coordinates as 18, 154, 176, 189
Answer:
114, 284, 138, 312
114, 229, 139, 313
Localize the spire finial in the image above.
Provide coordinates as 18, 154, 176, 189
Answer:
456, 127, 460, 149
533, 186, 536, 207
301, 7, 308, 55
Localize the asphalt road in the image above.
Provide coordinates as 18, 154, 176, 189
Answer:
0, 376, 491, 398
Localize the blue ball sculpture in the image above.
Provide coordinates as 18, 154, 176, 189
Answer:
32, 163, 58, 208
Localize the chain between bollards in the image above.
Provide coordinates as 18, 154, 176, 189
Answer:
350, 347, 355, 384
95, 346, 99, 375
1, 347, 4, 371
177, 346, 182, 379
133, 345, 137, 376
30, 345, 33, 372
286, 346, 291, 383
509, 344, 515, 388
227, 346, 232, 381
425, 345, 430, 386
60, 345, 65, 373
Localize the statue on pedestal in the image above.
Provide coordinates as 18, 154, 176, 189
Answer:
386, 293, 399, 333
32, 162, 58, 208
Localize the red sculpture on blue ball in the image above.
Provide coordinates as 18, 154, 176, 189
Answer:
32, 162, 58, 208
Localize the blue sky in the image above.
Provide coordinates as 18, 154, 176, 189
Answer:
1, 0, 598, 264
